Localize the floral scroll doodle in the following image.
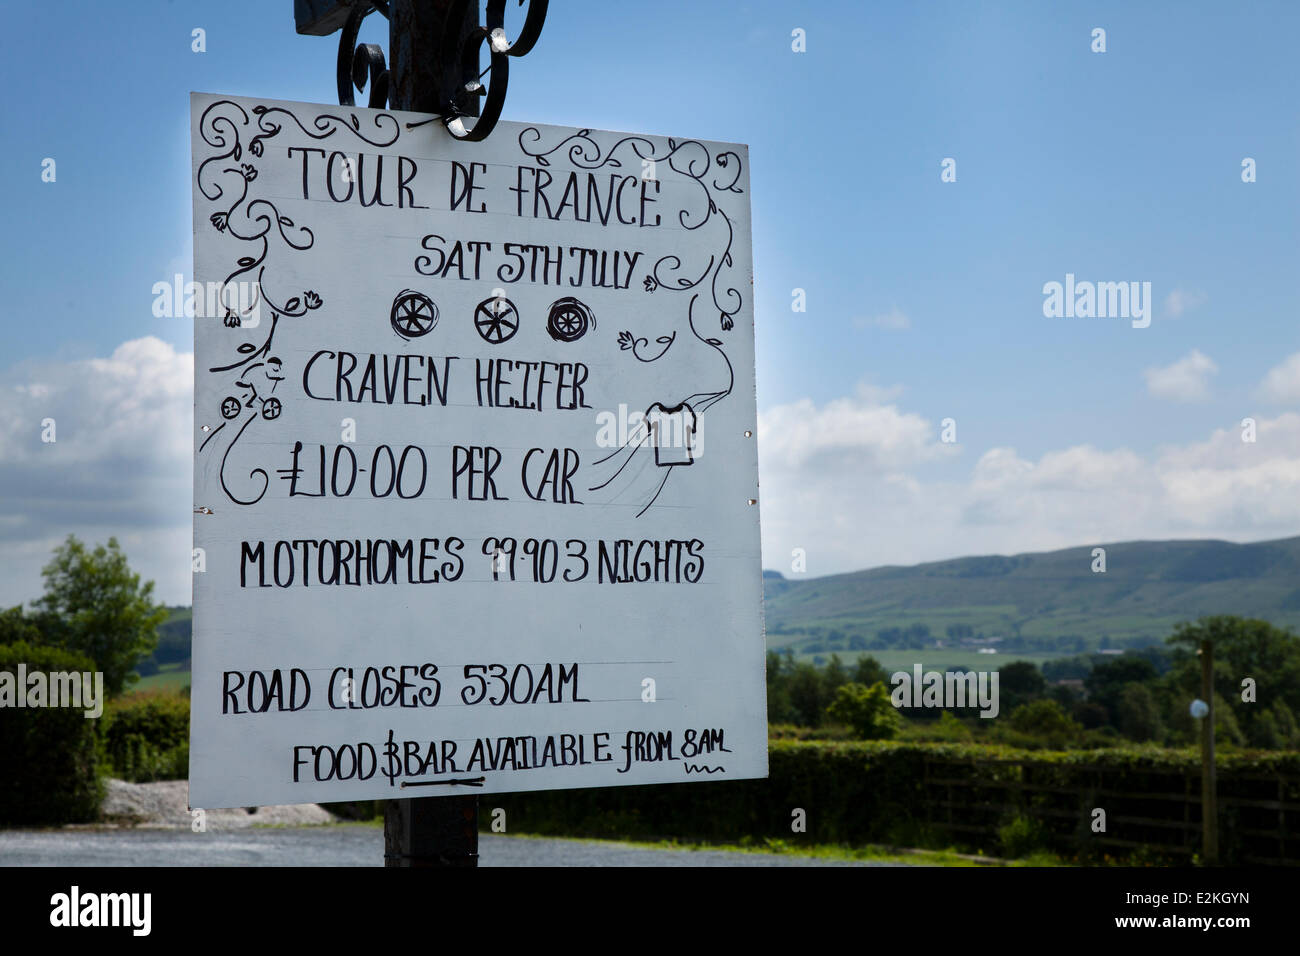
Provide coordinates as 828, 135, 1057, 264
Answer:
516, 128, 744, 517
195, 99, 399, 506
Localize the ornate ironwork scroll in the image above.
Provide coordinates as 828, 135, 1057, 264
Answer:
331, 0, 547, 141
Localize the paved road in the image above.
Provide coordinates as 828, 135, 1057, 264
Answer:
0, 827, 890, 866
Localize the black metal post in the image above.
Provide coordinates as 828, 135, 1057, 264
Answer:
388, 0, 480, 116
383, 0, 480, 867
1200, 640, 1218, 865
384, 791, 479, 867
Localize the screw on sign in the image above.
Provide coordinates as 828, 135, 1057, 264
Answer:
474, 294, 520, 344
390, 289, 439, 339
545, 296, 595, 343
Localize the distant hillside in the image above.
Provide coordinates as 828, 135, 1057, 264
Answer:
136, 606, 192, 675
764, 536, 1300, 657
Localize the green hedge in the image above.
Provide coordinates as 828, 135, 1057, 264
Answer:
485, 742, 934, 846
101, 692, 190, 783
0, 642, 104, 825
484, 741, 1300, 863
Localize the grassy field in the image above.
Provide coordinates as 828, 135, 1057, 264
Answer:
133, 663, 190, 693
789, 648, 1065, 673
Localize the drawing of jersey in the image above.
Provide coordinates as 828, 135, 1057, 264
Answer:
646, 402, 697, 466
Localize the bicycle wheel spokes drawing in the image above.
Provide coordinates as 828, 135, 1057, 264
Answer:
474, 294, 520, 344
546, 296, 596, 342
390, 289, 439, 339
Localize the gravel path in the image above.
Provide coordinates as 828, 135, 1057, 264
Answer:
0, 827, 890, 866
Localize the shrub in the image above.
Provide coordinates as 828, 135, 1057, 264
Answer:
900, 710, 973, 743
767, 723, 856, 741
0, 641, 104, 825
826, 682, 902, 740
999, 814, 1049, 858
103, 691, 190, 783
1006, 699, 1081, 748
112, 737, 189, 783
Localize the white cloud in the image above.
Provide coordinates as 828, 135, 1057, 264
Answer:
0, 337, 192, 607
1257, 352, 1300, 404
1163, 288, 1206, 318
758, 384, 1300, 576
853, 307, 910, 330
1144, 350, 1217, 402
758, 383, 949, 475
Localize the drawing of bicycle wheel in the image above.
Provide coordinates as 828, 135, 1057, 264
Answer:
220, 396, 242, 419
473, 295, 520, 344
546, 296, 596, 343
261, 397, 282, 421
390, 289, 438, 339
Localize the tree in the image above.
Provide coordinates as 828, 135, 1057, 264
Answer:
852, 654, 888, 687
787, 661, 828, 727
998, 661, 1047, 714
1008, 699, 1081, 745
32, 536, 167, 696
1116, 683, 1162, 742
765, 650, 797, 724
826, 682, 901, 740
1050, 682, 1082, 711
823, 653, 849, 693
1072, 701, 1108, 730
1043, 654, 1091, 681
1167, 617, 1300, 686
0, 605, 44, 645
1253, 701, 1300, 749
1128, 644, 1172, 675
1085, 655, 1158, 727
1165, 616, 1300, 749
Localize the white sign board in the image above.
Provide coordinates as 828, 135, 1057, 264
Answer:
190, 93, 765, 807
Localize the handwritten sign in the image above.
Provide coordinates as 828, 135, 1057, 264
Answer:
189, 93, 765, 807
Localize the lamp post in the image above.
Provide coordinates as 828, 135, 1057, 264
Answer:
1192, 637, 1218, 865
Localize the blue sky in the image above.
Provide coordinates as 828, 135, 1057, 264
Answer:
2, 0, 1298, 603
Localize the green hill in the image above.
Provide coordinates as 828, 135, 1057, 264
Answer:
764, 536, 1300, 660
